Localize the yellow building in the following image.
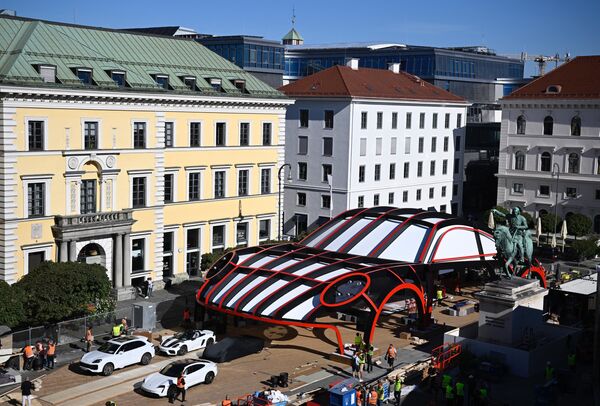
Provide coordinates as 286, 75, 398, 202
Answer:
0, 15, 292, 296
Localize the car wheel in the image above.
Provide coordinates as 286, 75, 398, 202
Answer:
102, 363, 114, 376
140, 352, 152, 365
204, 371, 215, 384
177, 346, 188, 356
206, 338, 214, 346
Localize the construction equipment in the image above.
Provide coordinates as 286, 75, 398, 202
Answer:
520, 52, 571, 76
431, 343, 462, 372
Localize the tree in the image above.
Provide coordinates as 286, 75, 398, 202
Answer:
14, 261, 114, 325
521, 211, 535, 229
540, 213, 562, 233
0, 281, 25, 328
566, 213, 592, 239
201, 248, 234, 273
570, 238, 600, 262
483, 206, 509, 226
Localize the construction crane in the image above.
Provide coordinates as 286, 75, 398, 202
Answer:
519, 52, 572, 76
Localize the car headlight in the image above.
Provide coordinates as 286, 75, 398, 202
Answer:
92, 359, 102, 363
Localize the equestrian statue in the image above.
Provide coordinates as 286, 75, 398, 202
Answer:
491, 207, 533, 278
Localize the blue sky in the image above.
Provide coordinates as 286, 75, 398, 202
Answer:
4, 0, 599, 77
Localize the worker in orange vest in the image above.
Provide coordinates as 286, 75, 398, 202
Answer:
46, 340, 56, 369
222, 395, 232, 406
356, 387, 363, 406
368, 387, 378, 406
386, 343, 397, 370
176, 372, 186, 402
183, 307, 191, 329
22, 344, 34, 370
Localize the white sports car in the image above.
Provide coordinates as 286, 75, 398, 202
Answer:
141, 359, 217, 397
79, 335, 155, 376
158, 330, 216, 356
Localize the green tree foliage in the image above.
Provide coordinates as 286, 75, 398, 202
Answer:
0, 280, 25, 328
566, 213, 592, 238
540, 213, 562, 233
14, 261, 114, 325
483, 206, 509, 226
201, 248, 234, 273
521, 211, 534, 229
570, 238, 600, 261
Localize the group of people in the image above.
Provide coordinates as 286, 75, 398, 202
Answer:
112, 318, 129, 338
436, 372, 489, 406
22, 339, 56, 371
356, 375, 403, 406
351, 333, 398, 382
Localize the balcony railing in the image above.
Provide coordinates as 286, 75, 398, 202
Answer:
54, 210, 134, 228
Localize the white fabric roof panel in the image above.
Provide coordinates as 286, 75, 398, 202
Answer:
303, 218, 346, 247
433, 229, 479, 260
293, 262, 328, 276
261, 284, 312, 316
323, 218, 373, 251
282, 295, 320, 320
211, 273, 246, 303
241, 279, 288, 312
225, 276, 267, 308
480, 234, 497, 255
348, 220, 400, 256
378, 224, 428, 262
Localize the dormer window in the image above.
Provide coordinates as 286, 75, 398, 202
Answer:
110, 71, 126, 87
75, 68, 93, 85
232, 79, 246, 93
37, 65, 56, 83
546, 85, 561, 94
153, 74, 169, 90
182, 76, 197, 91
207, 78, 222, 92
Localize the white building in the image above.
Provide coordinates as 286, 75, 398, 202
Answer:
497, 56, 600, 232
280, 60, 468, 236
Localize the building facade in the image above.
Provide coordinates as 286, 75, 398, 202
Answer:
496, 56, 600, 232
0, 16, 291, 291
280, 61, 467, 236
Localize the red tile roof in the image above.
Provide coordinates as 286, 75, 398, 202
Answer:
279, 65, 466, 103
504, 56, 600, 100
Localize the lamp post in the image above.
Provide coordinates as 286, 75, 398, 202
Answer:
278, 163, 292, 241
552, 163, 560, 245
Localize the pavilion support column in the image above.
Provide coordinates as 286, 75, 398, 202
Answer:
114, 233, 123, 288
69, 240, 77, 262
123, 233, 131, 287
59, 241, 68, 262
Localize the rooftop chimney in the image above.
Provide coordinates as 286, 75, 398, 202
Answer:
346, 58, 359, 70
389, 63, 401, 74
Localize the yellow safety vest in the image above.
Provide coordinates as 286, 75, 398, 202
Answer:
112, 325, 122, 337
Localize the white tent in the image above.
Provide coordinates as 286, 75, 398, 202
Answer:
560, 220, 568, 252
487, 211, 495, 229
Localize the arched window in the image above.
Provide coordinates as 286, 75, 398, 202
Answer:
568, 153, 580, 174
571, 116, 581, 136
515, 151, 525, 170
538, 209, 548, 217
540, 152, 551, 172
517, 115, 526, 134
543, 116, 553, 135
595, 215, 600, 234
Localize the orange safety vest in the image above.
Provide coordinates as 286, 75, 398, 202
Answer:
177, 376, 185, 389
387, 346, 397, 358
24, 346, 33, 358
368, 390, 378, 405
222, 400, 232, 406
47, 343, 56, 356
356, 390, 363, 406
183, 309, 191, 321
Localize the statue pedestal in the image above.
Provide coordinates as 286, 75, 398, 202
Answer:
474, 278, 547, 345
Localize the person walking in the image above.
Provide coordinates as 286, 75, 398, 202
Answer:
85, 327, 94, 353
376, 381, 385, 406
366, 344, 374, 373
183, 307, 191, 329
46, 340, 56, 370
358, 351, 366, 382
176, 372, 186, 402
352, 351, 361, 379
392, 375, 403, 406
385, 343, 397, 370
22, 344, 34, 370
145, 277, 153, 299
21, 377, 34, 406
368, 387, 378, 406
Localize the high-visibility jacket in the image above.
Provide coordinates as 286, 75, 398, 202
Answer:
368, 390, 378, 405
354, 335, 363, 346
445, 385, 454, 399
47, 343, 56, 356
436, 290, 443, 300
387, 346, 397, 358
377, 386, 385, 400
479, 388, 488, 399
545, 366, 555, 381
568, 353, 576, 367
24, 346, 34, 358
356, 389, 363, 406
177, 376, 185, 389
394, 379, 402, 392
455, 382, 464, 396
112, 325, 122, 337
222, 400, 232, 406
442, 374, 452, 388
358, 354, 366, 365
367, 346, 374, 356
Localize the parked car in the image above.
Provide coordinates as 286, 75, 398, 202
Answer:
158, 329, 215, 356
141, 359, 217, 397
202, 336, 264, 363
79, 335, 155, 376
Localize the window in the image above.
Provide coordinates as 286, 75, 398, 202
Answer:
208, 78, 222, 92
596, 190, 600, 200
323, 137, 333, 156
376, 138, 382, 155
404, 137, 411, 154
515, 151, 525, 170
390, 137, 397, 155
539, 185, 550, 196
430, 161, 436, 176
361, 112, 368, 129
358, 196, 364, 208
540, 152, 552, 172
81, 182, 96, 214
132, 177, 146, 208
212, 225, 225, 252
453, 184, 458, 196
455, 136, 461, 152
406, 113, 412, 129
233, 79, 246, 93
133, 122, 146, 149
517, 115, 526, 134
28, 121, 44, 151
442, 160, 448, 175
298, 136, 308, 155
76, 68, 93, 85
543, 116, 553, 135
360, 138, 367, 156
402, 191, 408, 202
571, 116, 581, 136
441, 186, 447, 197
431, 137, 437, 153
373, 194, 380, 206
321, 194, 331, 209
403, 162, 410, 178
417, 161, 423, 177
215, 122, 226, 146
109, 70, 125, 87
416, 189, 422, 201
359, 165, 366, 182
165, 122, 174, 148
297, 192, 306, 206
186, 228, 201, 275
262, 122, 272, 145
239, 123, 249, 146
598, 157, 600, 175
259, 219, 271, 241
164, 174, 173, 203
324, 110, 334, 129
429, 187, 434, 199
190, 122, 201, 147
512, 183, 524, 194
183, 76, 196, 90
389, 163, 396, 180
388, 192, 394, 204
238, 169, 249, 196
27, 183, 45, 217
298, 162, 307, 180
300, 109, 309, 128
377, 112, 383, 129
188, 173, 200, 201
419, 113, 425, 129
440, 204, 447, 213
27, 251, 44, 274
236, 223, 248, 247
443, 136, 449, 152
131, 238, 145, 272
456, 113, 462, 128
38, 65, 56, 83
444, 113, 450, 129
295, 214, 308, 236
84, 121, 98, 150
154, 74, 169, 89
568, 153, 580, 174
261, 168, 271, 194
214, 171, 226, 198
374, 164, 381, 181
454, 158, 460, 174
322, 164, 332, 183
432, 113, 438, 129
391, 112, 398, 129
418, 137, 424, 153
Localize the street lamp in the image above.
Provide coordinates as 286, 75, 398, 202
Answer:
552, 162, 560, 245
278, 163, 292, 240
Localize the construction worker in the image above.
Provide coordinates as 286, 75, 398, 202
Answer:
478, 386, 488, 406
445, 382, 454, 406
366, 344, 374, 373
393, 375, 403, 406
176, 372, 186, 402
436, 288, 444, 307
455, 379, 464, 406
358, 351, 366, 382
442, 373, 452, 391
376, 381, 385, 406
386, 343, 397, 370
46, 340, 56, 370
356, 386, 363, 406
112, 321, 123, 338
368, 386, 378, 406
354, 333, 363, 350
183, 307, 191, 329
545, 361, 555, 382
222, 395, 232, 406
568, 352, 576, 371
22, 344, 34, 370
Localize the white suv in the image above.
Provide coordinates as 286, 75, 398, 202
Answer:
79, 335, 155, 376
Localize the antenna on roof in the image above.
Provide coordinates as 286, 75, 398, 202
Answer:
292, 6, 296, 27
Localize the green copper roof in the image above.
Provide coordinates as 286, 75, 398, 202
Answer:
282, 28, 303, 41
0, 16, 283, 98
